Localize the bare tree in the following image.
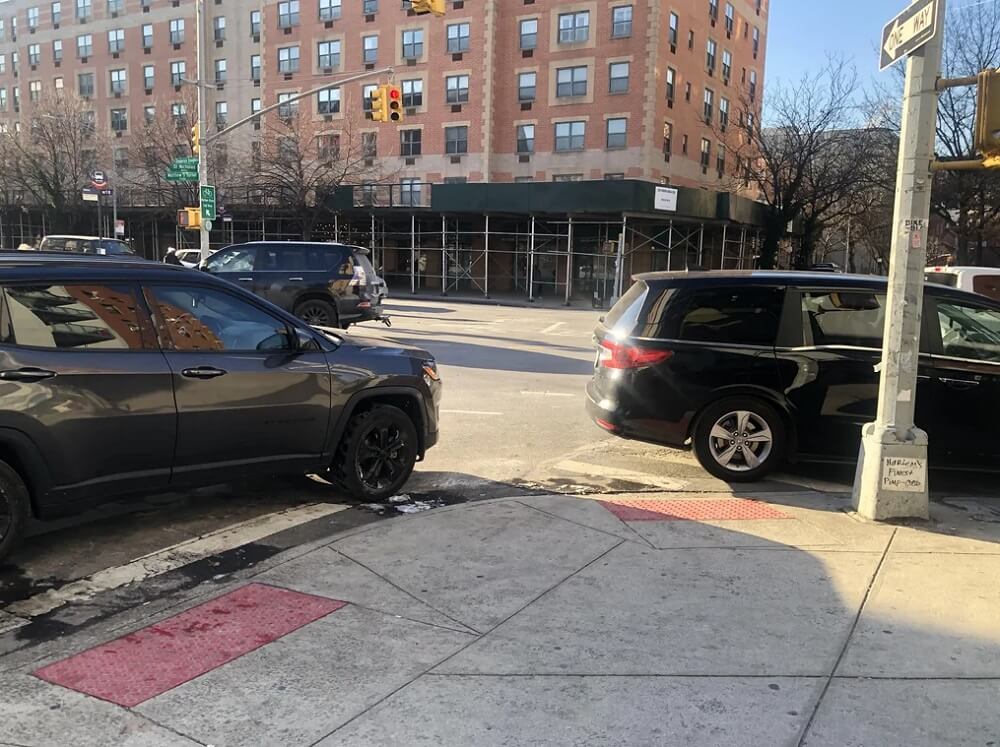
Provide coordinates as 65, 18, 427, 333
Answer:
0, 92, 111, 232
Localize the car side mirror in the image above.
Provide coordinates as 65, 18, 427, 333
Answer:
295, 329, 321, 352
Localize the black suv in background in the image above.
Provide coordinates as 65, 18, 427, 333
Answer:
0, 253, 439, 561
202, 241, 386, 328
588, 271, 1000, 481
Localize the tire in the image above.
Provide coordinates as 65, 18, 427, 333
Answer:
692, 397, 786, 482
0, 459, 30, 563
294, 299, 339, 328
332, 405, 419, 501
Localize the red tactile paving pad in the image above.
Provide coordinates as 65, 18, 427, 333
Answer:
33, 583, 346, 707
601, 498, 790, 522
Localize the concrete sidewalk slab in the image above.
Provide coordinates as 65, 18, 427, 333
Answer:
436, 541, 882, 676
513, 495, 657, 546
890, 501, 1000, 554
331, 501, 621, 632
318, 674, 820, 747
838, 552, 1000, 678
137, 604, 473, 747
802, 679, 1000, 747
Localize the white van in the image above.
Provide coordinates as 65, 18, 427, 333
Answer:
925, 266, 1000, 302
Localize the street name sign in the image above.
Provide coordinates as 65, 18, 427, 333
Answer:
200, 185, 217, 221
880, 0, 938, 71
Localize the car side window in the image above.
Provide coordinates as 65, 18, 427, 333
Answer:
802, 291, 886, 348
937, 301, 1000, 363
145, 284, 294, 352
3, 284, 149, 350
972, 275, 1000, 302
308, 247, 343, 271
205, 247, 255, 273
675, 287, 783, 345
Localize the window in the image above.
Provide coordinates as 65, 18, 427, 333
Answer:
668, 12, 679, 46
400, 128, 421, 156
319, 0, 341, 21
77, 34, 92, 58
665, 67, 676, 102
109, 68, 126, 94
709, 0, 719, 19
143, 104, 155, 123
516, 123, 534, 153
28, 80, 41, 102
716, 143, 725, 174
251, 54, 261, 81
401, 78, 422, 107
4, 284, 147, 351
688, 29, 695, 49
142, 23, 153, 49
53, 39, 62, 62
554, 120, 585, 151
169, 19, 184, 44
720, 97, 729, 129
0, 89, 7, 112
214, 58, 227, 84
75, 0, 91, 20
146, 285, 294, 353
802, 292, 886, 349
78, 72, 94, 96
27, 7, 39, 29
113, 146, 128, 169
107, 0, 122, 13
110, 107, 127, 132
363, 35, 378, 64
749, 69, 757, 98
278, 1, 299, 28
700, 137, 711, 168
446, 74, 469, 104
675, 288, 783, 345
317, 86, 340, 114
552, 174, 582, 182
317, 134, 339, 161
703, 88, 714, 122
606, 117, 627, 148
402, 28, 423, 59
938, 302, 1000, 362
722, 49, 732, 80
725, 3, 735, 36
518, 71, 536, 101
51, 2, 61, 25
609, 61, 629, 93
706, 38, 717, 72
444, 125, 468, 154
170, 61, 185, 86
446, 23, 470, 52
662, 120, 672, 157
277, 92, 297, 118
171, 102, 186, 125
278, 45, 300, 73
318, 40, 340, 69
28, 44, 40, 66
612, 5, 632, 38
108, 28, 124, 53
213, 16, 226, 42
519, 18, 537, 50
363, 0, 378, 12
251, 98, 261, 115
362, 82, 377, 112
0, 55, 5, 74
250, 10, 261, 35
558, 11, 589, 43
556, 66, 587, 97
361, 131, 377, 158
400, 178, 421, 207
752, 26, 760, 57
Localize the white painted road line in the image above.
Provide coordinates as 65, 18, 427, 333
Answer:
520, 391, 577, 397
442, 409, 504, 416
553, 460, 689, 490
6, 503, 349, 619
540, 322, 566, 334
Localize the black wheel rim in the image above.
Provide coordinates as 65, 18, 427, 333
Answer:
0, 491, 11, 542
355, 423, 409, 492
299, 304, 332, 325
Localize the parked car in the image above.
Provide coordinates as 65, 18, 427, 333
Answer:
587, 271, 1000, 481
167, 249, 204, 269
0, 254, 439, 561
201, 241, 387, 328
925, 265, 1000, 302
38, 235, 135, 256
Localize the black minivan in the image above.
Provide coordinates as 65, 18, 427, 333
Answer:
587, 271, 1000, 481
202, 241, 386, 328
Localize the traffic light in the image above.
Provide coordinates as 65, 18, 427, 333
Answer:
975, 69, 1000, 158
410, 0, 445, 16
191, 123, 201, 156
387, 84, 403, 123
370, 86, 388, 123
177, 207, 202, 230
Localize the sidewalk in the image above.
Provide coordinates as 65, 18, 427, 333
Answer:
388, 291, 604, 311
2, 487, 999, 746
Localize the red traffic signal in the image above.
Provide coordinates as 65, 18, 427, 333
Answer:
387, 84, 403, 122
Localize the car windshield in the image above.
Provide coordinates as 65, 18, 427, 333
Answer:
925, 272, 958, 288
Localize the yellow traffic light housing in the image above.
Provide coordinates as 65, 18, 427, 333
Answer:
410, 0, 445, 16
974, 69, 1000, 158
370, 86, 388, 123
178, 207, 202, 230
387, 84, 403, 123
191, 123, 201, 155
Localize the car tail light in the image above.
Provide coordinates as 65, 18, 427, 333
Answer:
598, 339, 673, 369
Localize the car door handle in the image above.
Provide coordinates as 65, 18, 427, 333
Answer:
0, 367, 57, 382
940, 377, 981, 389
181, 366, 228, 380
238, 277, 253, 282
288, 277, 304, 282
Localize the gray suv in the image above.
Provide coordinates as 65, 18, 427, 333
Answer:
202, 241, 387, 328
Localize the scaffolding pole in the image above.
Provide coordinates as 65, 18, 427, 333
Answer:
410, 214, 416, 295
484, 214, 490, 299
668, 220, 674, 270
334, 214, 340, 243
697, 224, 705, 268
441, 214, 447, 296
565, 216, 573, 306
721, 224, 728, 269
614, 215, 628, 299
528, 215, 536, 302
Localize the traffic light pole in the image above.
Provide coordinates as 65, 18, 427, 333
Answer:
195, 0, 210, 261
853, 0, 946, 520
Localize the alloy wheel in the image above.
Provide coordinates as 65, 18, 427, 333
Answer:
355, 423, 409, 492
0, 491, 11, 543
298, 303, 332, 326
707, 410, 774, 473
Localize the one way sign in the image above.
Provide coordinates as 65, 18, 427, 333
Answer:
880, 0, 938, 71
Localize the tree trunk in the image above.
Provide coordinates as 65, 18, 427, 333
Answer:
760, 214, 785, 269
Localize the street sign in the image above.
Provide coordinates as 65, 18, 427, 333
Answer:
880, 0, 938, 71
81, 190, 99, 203
166, 166, 198, 183
200, 185, 217, 221
171, 156, 199, 169
90, 170, 108, 190
115, 219, 125, 235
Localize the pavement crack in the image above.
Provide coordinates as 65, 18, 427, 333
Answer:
514, 500, 655, 549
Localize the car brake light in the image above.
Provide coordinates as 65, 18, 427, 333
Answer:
598, 339, 673, 369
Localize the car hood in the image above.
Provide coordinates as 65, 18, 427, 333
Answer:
311, 325, 431, 359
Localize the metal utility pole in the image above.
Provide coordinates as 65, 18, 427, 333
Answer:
854, 0, 945, 520
195, 0, 210, 260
